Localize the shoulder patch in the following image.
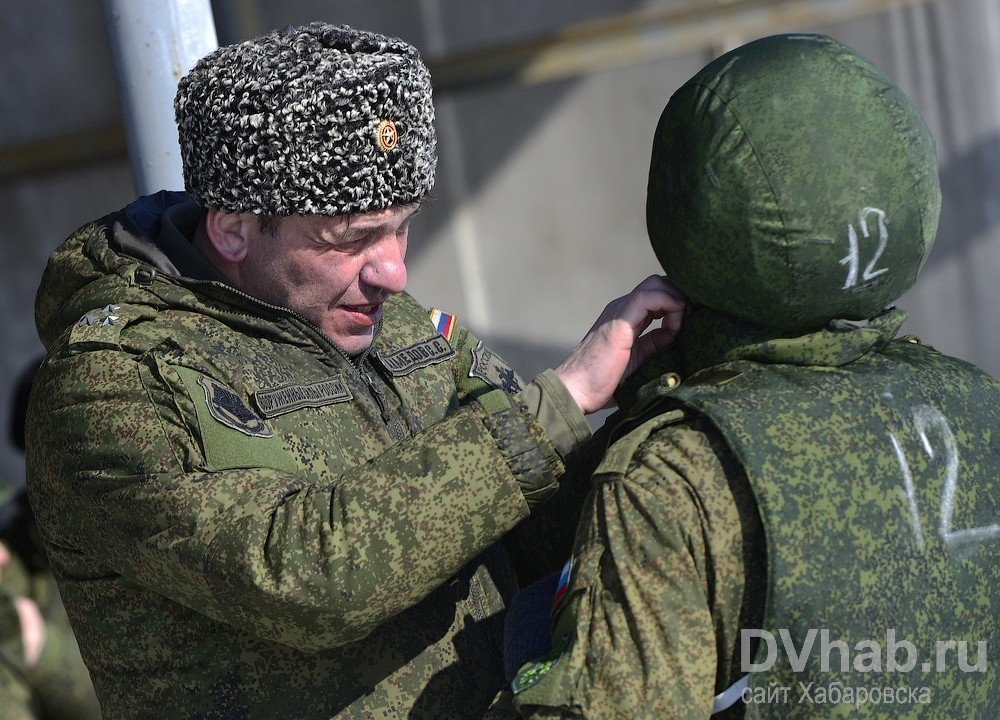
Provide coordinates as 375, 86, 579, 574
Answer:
377, 336, 455, 377
197, 375, 272, 438
252, 376, 353, 417
470, 341, 524, 393
429, 308, 456, 342
511, 633, 570, 695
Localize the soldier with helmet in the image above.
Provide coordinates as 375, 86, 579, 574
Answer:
503, 33, 1000, 718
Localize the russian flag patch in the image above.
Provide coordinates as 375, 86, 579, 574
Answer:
430, 308, 456, 342
551, 557, 574, 614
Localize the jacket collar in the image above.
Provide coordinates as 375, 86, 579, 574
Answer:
616, 306, 908, 412
677, 306, 907, 373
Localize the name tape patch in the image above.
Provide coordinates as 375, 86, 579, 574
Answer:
252, 376, 353, 418
378, 336, 455, 377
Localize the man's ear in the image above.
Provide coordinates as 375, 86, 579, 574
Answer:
204, 209, 250, 263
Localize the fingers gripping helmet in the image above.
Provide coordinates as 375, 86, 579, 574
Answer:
646, 34, 941, 332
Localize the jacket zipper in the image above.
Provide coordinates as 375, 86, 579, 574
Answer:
361, 370, 390, 423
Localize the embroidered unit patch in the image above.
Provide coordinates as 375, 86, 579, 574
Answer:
253, 376, 353, 418
470, 341, 524, 393
429, 308, 456, 343
198, 375, 272, 438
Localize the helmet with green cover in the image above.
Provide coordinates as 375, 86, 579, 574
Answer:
646, 33, 941, 332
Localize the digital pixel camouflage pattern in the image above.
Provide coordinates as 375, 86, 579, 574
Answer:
25, 193, 591, 719
509, 308, 1000, 718
503, 32, 1000, 719
504, 316, 763, 720
646, 33, 940, 333
0, 525, 102, 720
671, 309, 1000, 718
2, 363, 103, 720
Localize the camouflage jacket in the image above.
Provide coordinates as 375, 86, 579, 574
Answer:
507, 307, 1000, 718
26, 193, 591, 719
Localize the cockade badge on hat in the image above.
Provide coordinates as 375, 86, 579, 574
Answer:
375, 119, 398, 152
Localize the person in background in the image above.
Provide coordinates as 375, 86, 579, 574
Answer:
502, 33, 1000, 719
25, 22, 685, 719
2, 359, 101, 720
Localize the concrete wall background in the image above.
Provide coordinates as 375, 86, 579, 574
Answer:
1, 0, 998, 489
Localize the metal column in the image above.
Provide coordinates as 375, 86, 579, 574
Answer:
102, 0, 218, 195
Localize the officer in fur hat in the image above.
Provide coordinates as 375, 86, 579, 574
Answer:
504, 33, 1000, 718
24, 22, 685, 719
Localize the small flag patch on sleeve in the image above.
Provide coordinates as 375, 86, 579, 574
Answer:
551, 557, 574, 614
430, 308, 456, 342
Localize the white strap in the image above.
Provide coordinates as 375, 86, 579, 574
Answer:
712, 675, 749, 714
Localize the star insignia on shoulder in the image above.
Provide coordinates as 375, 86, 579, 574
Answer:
78, 303, 123, 328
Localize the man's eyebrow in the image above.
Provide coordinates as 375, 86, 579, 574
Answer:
338, 223, 369, 241
334, 214, 368, 242
340, 202, 424, 238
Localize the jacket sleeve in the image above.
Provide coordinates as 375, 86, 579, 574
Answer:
26, 343, 560, 653
446, 318, 592, 463
509, 419, 756, 719
440, 317, 595, 585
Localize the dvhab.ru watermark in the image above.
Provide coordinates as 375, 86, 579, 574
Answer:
742, 629, 987, 674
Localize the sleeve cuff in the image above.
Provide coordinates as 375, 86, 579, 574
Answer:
519, 369, 592, 460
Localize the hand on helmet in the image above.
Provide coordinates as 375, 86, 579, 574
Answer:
555, 275, 687, 414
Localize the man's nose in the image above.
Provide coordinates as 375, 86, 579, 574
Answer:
360, 234, 407, 293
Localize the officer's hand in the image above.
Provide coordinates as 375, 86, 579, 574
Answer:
555, 275, 686, 414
